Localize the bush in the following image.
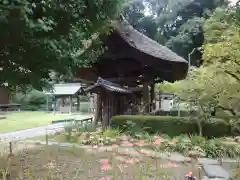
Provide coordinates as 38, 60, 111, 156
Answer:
111, 115, 233, 137
151, 109, 197, 117
111, 115, 197, 137
202, 118, 231, 138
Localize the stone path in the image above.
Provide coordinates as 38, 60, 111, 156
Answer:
17, 140, 236, 180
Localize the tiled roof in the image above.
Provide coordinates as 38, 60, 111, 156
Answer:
84, 77, 132, 94
46, 83, 82, 95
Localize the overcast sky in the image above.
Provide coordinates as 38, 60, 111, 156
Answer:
229, 0, 238, 4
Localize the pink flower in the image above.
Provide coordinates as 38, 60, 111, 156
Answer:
99, 176, 111, 180
100, 164, 112, 171
100, 159, 112, 171
134, 140, 148, 147
138, 149, 152, 155
100, 159, 109, 164
168, 141, 176, 146
160, 162, 178, 168
152, 137, 164, 147
120, 141, 134, 147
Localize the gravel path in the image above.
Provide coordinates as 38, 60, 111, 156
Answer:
0, 114, 93, 142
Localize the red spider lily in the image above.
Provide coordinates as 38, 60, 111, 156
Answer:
99, 176, 111, 180
134, 140, 148, 147
160, 162, 179, 168
152, 137, 164, 146
120, 141, 134, 147
100, 159, 112, 171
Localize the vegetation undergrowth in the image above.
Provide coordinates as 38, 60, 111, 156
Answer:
57, 123, 240, 159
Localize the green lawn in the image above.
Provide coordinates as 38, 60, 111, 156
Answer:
0, 111, 71, 133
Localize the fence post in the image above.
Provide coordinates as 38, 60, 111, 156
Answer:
45, 130, 48, 145
9, 142, 13, 156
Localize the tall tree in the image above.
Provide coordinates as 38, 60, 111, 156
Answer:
202, 6, 240, 116
155, 4, 240, 134
123, 0, 228, 66
0, 0, 124, 90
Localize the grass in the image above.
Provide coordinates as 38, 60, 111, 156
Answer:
0, 111, 72, 133
0, 144, 201, 180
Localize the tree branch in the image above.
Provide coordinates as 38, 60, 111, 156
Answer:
224, 70, 240, 81
217, 105, 236, 116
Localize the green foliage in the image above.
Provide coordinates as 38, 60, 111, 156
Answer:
102, 128, 121, 138
123, 0, 227, 66
112, 115, 197, 136
202, 6, 240, 116
78, 123, 97, 133
111, 115, 234, 137
155, 81, 178, 93
0, 0, 124, 89
155, 6, 240, 136
159, 135, 240, 158
12, 89, 51, 110
202, 118, 231, 137
168, 6, 240, 122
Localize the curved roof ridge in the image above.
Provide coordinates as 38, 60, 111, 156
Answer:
114, 20, 188, 64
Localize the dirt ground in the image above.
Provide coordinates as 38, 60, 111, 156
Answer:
0, 144, 202, 180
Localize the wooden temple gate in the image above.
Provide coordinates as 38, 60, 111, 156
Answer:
75, 19, 188, 127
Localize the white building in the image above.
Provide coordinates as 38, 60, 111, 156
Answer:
156, 93, 175, 111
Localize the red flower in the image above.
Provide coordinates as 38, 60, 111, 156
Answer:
100, 159, 112, 171
120, 141, 134, 147
99, 176, 111, 180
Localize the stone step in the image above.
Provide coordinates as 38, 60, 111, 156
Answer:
202, 164, 230, 179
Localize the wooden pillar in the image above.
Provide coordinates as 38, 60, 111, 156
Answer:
94, 93, 103, 125
53, 96, 56, 115
150, 83, 155, 111
102, 92, 109, 130
76, 95, 80, 112
69, 96, 72, 114
143, 81, 150, 113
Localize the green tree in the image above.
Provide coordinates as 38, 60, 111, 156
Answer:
123, 0, 228, 66
167, 5, 240, 135
203, 6, 240, 116
0, 0, 124, 90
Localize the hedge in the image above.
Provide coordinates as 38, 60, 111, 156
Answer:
111, 115, 233, 137
150, 110, 197, 117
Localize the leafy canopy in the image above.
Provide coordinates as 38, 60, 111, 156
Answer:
0, 0, 124, 89
123, 0, 228, 66
160, 5, 240, 116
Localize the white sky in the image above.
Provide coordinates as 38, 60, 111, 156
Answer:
229, 0, 238, 4
144, 0, 238, 16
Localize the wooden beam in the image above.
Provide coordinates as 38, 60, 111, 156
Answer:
73, 78, 95, 84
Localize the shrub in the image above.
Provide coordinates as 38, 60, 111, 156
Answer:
202, 118, 231, 138
111, 115, 233, 137
111, 115, 198, 137
151, 110, 197, 117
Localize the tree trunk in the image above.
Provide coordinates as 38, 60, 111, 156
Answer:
196, 120, 203, 136
94, 94, 102, 125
